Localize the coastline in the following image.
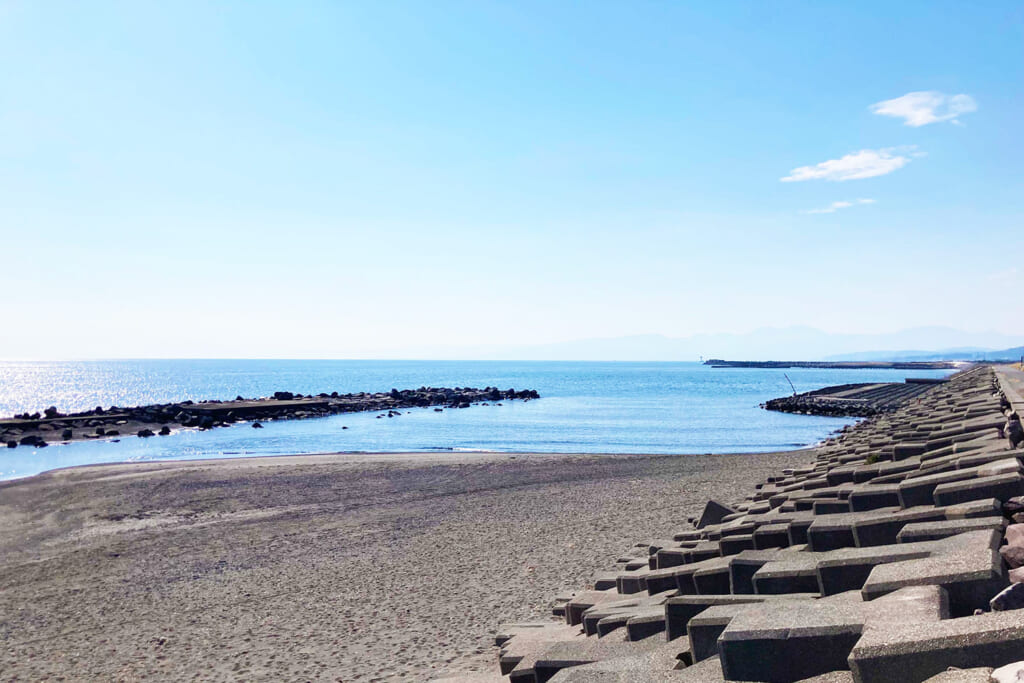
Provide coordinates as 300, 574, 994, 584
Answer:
0, 448, 816, 681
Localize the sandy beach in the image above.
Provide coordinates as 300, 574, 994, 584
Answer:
0, 448, 814, 681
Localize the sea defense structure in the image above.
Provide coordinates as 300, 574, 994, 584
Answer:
0, 386, 540, 448
763, 379, 946, 418
462, 366, 1024, 683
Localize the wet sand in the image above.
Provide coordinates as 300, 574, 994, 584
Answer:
0, 449, 815, 681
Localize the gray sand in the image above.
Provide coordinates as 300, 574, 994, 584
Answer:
0, 449, 814, 681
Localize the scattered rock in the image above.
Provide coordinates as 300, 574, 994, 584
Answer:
991, 583, 1024, 611
1000, 544, 1024, 569
137, 429, 155, 438
991, 661, 1024, 683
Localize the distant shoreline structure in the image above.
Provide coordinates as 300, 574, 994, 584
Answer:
704, 359, 961, 370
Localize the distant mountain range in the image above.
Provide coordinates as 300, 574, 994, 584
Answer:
826, 346, 1024, 362
386, 326, 1024, 361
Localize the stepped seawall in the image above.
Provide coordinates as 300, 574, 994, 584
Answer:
467, 366, 1024, 683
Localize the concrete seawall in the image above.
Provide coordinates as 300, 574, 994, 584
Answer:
468, 366, 1024, 683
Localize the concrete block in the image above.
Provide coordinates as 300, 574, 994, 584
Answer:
753, 523, 792, 550
719, 534, 756, 556
753, 555, 821, 595
718, 597, 864, 683
898, 469, 977, 509
933, 473, 1024, 506
698, 500, 737, 529
861, 530, 1007, 617
850, 610, 1024, 683
852, 507, 946, 547
665, 595, 766, 642
897, 518, 1006, 543
848, 484, 902, 512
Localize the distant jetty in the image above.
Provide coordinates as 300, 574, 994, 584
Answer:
705, 359, 959, 370
1, 386, 540, 449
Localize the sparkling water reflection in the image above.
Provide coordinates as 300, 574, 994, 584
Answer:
0, 360, 954, 480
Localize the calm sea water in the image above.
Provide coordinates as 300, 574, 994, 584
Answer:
0, 360, 954, 480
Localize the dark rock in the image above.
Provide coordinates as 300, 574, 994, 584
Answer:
159, 425, 171, 435
44, 406, 60, 418
1008, 413, 1024, 449
105, 430, 119, 437
95, 427, 106, 436
61, 429, 73, 440
1004, 497, 1024, 516
342, 426, 348, 429
991, 583, 1024, 611
6, 440, 16, 449
434, 408, 443, 412
273, 392, 294, 400
137, 429, 155, 438
252, 422, 263, 429
1001, 544, 1024, 569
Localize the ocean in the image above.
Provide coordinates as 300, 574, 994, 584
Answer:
0, 360, 954, 480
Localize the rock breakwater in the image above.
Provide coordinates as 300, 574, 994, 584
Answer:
763, 380, 944, 418
0, 386, 540, 449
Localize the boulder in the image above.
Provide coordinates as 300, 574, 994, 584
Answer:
1001, 545, 1024, 570
991, 661, 1024, 683
991, 583, 1024, 611
61, 429, 73, 440
6, 440, 16, 449
1008, 414, 1024, 449
137, 429, 155, 438
252, 422, 263, 429
1004, 497, 1024, 516
159, 425, 171, 435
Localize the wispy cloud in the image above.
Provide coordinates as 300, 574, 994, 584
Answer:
781, 148, 914, 182
870, 91, 977, 127
802, 198, 876, 215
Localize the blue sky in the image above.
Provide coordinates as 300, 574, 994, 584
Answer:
1, 1, 1022, 358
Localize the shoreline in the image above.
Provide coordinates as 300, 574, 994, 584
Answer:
0, 444, 824, 484
0, 447, 816, 681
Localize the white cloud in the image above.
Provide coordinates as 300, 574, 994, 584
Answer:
870, 91, 977, 127
802, 198, 877, 214
781, 148, 913, 182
